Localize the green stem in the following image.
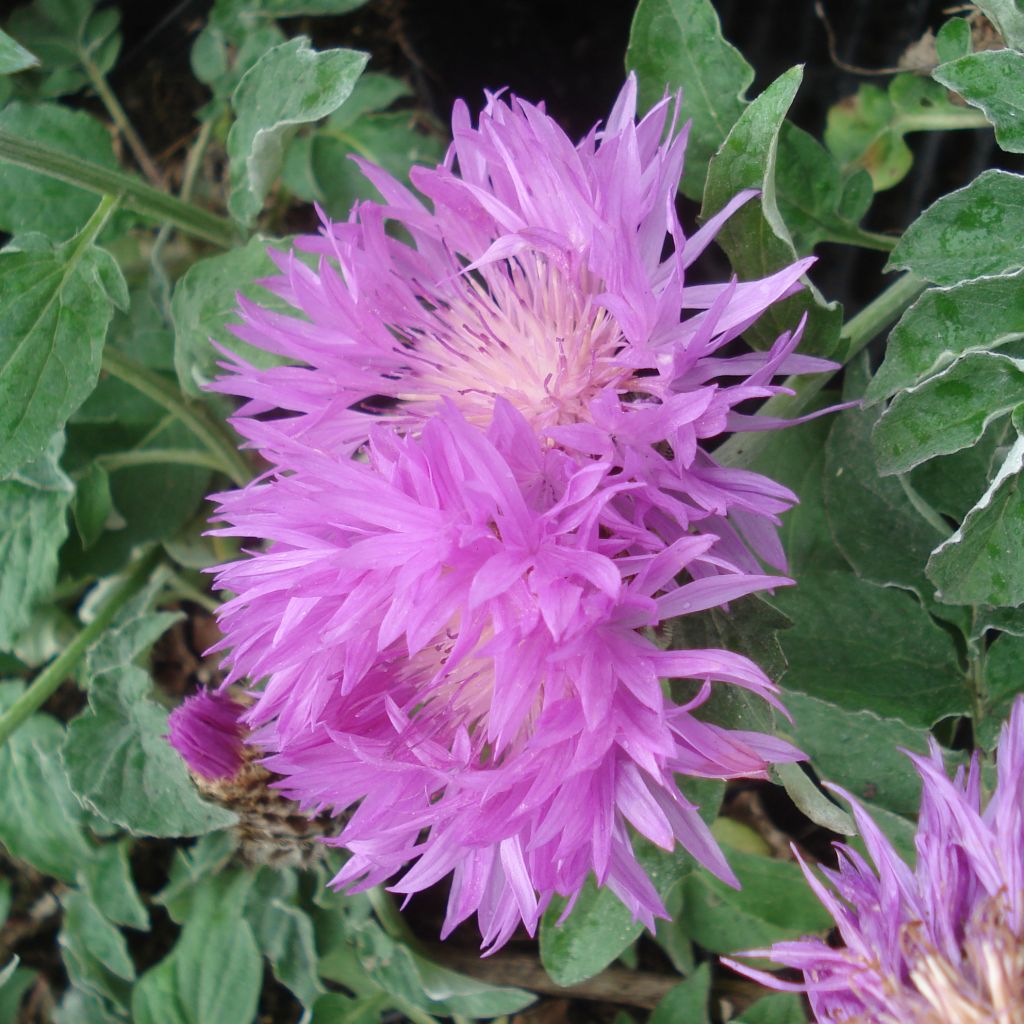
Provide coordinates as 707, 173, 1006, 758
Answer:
97, 448, 226, 473
163, 571, 220, 614
101, 347, 252, 487
81, 53, 162, 187
717, 272, 927, 468
898, 109, 991, 133
0, 548, 161, 747
0, 131, 238, 248
367, 886, 426, 952
897, 473, 952, 538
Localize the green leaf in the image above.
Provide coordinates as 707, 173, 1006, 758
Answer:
973, 0, 1024, 49
6, 0, 121, 97
887, 170, 1024, 285
678, 847, 832, 954
625, 0, 752, 199
772, 762, 855, 836
935, 17, 972, 63
735, 993, 807, 1024
0, 963, 35, 1023
154, 830, 240, 922
927, 430, 1024, 607
0, 28, 38, 73
935, 50, 1024, 154
247, 0, 369, 13
701, 67, 842, 358
540, 843, 692, 986
0, 232, 125, 476
407, 953, 535, 1017
72, 461, 112, 549
227, 36, 368, 224
865, 270, 1024, 406
0, 683, 93, 880
774, 123, 876, 254
824, 379, 944, 598
171, 235, 293, 397
77, 839, 149, 930
309, 993, 391, 1024
133, 872, 262, 1024
0, 103, 128, 240
649, 963, 710, 1024
873, 351, 1024, 475
59, 890, 135, 989
825, 75, 977, 192
770, 571, 967, 728
978, 632, 1024, 747
63, 665, 237, 837
0, 437, 74, 649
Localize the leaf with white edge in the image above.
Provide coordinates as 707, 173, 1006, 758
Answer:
973, 0, 1024, 49
171, 235, 293, 396
770, 571, 967, 728
678, 847, 833, 955
873, 351, 1024, 475
935, 50, 1024, 154
0, 437, 74, 649
865, 270, 1024, 406
227, 37, 368, 224
0, 235, 126, 476
649, 964, 710, 1024
63, 665, 237, 837
59, 890, 135, 989
0, 683, 93, 881
887, 170, 1024, 285
0, 103, 129, 240
409, 954, 536, 1017
626, 0, 752, 199
702, 67, 842, 358
0, 29, 38, 74
78, 840, 149, 930
928, 428, 1024, 607
772, 762, 855, 836
825, 377, 944, 599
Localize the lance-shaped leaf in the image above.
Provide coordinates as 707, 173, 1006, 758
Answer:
873, 351, 1024, 475
0, 233, 126, 476
865, 269, 1024, 405
702, 66, 842, 357
887, 170, 1024, 286
0, 29, 38, 74
227, 36, 367, 224
935, 50, 1024, 154
626, 0, 752, 199
928, 418, 1024, 607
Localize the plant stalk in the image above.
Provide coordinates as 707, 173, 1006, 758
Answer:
0, 130, 238, 248
0, 548, 161, 747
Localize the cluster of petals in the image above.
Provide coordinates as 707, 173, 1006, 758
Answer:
726, 696, 1024, 1024
169, 75, 828, 949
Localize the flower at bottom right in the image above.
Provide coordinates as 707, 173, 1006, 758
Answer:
724, 697, 1024, 1024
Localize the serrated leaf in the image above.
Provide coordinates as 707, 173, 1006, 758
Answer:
866, 270, 1024, 406
887, 170, 1024, 285
678, 847, 832, 954
927, 430, 1024, 607
701, 67, 841, 358
0, 684, 94, 880
625, 0, 752, 200
0, 28, 38, 73
0, 438, 73, 649
873, 351, 1024, 475
0, 103, 129, 240
973, 0, 1024, 49
171, 235, 293, 396
0, 234, 124, 476
63, 665, 237, 837
770, 571, 967, 728
649, 963, 710, 1024
935, 50, 1024, 154
227, 36, 368, 224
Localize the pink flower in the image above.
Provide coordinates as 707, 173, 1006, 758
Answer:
168, 689, 247, 780
725, 697, 1024, 1023
215, 74, 832, 574
206, 401, 801, 950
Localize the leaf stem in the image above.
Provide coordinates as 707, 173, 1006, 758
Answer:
96, 448, 226, 473
717, 272, 927, 468
0, 130, 238, 248
81, 52, 163, 187
897, 474, 952, 538
0, 547, 161, 747
898, 108, 992, 133
100, 347, 252, 487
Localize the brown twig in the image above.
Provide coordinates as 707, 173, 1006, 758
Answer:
814, 1, 915, 76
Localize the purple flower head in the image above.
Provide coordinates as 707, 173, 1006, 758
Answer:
206, 400, 802, 951
725, 696, 1024, 1023
167, 689, 247, 780
214, 74, 834, 575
